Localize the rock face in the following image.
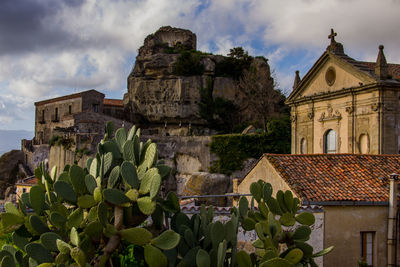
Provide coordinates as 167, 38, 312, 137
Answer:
124, 26, 202, 124
123, 26, 275, 127
181, 172, 231, 206
0, 150, 24, 199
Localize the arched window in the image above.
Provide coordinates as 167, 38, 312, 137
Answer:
324, 129, 337, 153
300, 138, 307, 154
359, 134, 369, 154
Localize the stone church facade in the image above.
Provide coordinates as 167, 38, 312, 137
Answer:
286, 30, 400, 154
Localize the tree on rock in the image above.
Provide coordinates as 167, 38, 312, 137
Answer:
238, 56, 287, 130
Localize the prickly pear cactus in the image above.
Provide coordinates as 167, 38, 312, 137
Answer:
0, 122, 181, 267
169, 204, 240, 267
236, 180, 333, 267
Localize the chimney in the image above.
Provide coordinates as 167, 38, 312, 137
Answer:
375, 45, 389, 80
387, 173, 398, 267
293, 70, 301, 90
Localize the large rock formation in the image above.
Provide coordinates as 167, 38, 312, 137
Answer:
123, 26, 276, 128
0, 150, 27, 199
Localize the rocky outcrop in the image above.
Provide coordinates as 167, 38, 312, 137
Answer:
180, 172, 231, 206
138, 26, 196, 57
123, 26, 275, 127
0, 150, 25, 199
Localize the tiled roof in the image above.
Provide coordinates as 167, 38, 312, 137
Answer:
357, 62, 400, 79
16, 176, 38, 186
35, 89, 104, 106
263, 154, 400, 203
103, 98, 123, 107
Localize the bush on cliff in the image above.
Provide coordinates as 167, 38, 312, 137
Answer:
173, 50, 205, 76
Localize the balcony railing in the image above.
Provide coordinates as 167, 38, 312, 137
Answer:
51, 115, 59, 122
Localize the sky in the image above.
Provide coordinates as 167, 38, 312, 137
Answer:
1, 0, 400, 131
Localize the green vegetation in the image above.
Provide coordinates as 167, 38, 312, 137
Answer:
0, 122, 179, 266
173, 50, 206, 76
215, 47, 253, 79
198, 78, 239, 133
74, 147, 91, 164
49, 135, 75, 150
0, 122, 331, 267
235, 180, 333, 266
210, 116, 291, 175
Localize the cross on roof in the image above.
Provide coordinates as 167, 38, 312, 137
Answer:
328, 29, 337, 44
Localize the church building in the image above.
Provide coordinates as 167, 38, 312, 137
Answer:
286, 29, 400, 154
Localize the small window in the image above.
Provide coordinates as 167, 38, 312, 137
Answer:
361, 232, 374, 266
93, 104, 99, 113
324, 129, 337, 153
69, 105, 72, 114
22, 188, 26, 193
55, 108, 58, 120
41, 110, 45, 121
300, 138, 307, 154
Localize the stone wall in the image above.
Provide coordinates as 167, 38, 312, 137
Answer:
324, 205, 388, 267
49, 145, 90, 177
34, 90, 105, 144
21, 139, 49, 172
74, 111, 132, 136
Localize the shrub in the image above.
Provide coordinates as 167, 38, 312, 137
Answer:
173, 50, 205, 76
215, 47, 253, 79
49, 135, 75, 150
210, 131, 290, 175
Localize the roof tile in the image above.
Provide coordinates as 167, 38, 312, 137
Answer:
263, 154, 400, 203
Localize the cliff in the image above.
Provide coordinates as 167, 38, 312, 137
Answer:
0, 150, 31, 199
123, 26, 278, 130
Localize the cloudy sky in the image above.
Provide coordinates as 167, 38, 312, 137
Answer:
1, 0, 400, 131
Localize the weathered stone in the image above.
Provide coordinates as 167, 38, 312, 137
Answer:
182, 172, 231, 205
138, 26, 196, 57
0, 150, 24, 199
127, 76, 203, 124
124, 26, 276, 127
212, 77, 240, 104
200, 57, 215, 74
175, 154, 202, 174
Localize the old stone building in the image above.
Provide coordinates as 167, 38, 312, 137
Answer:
23, 89, 130, 175
34, 89, 105, 144
286, 29, 400, 154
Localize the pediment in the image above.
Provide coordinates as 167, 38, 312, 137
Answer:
288, 52, 376, 101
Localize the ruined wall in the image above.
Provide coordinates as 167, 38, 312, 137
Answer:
49, 146, 89, 177
21, 139, 49, 172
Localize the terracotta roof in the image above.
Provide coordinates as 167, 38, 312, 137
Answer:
103, 98, 123, 107
35, 89, 104, 106
263, 154, 400, 203
16, 176, 38, 186
357, 62, 400, 79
